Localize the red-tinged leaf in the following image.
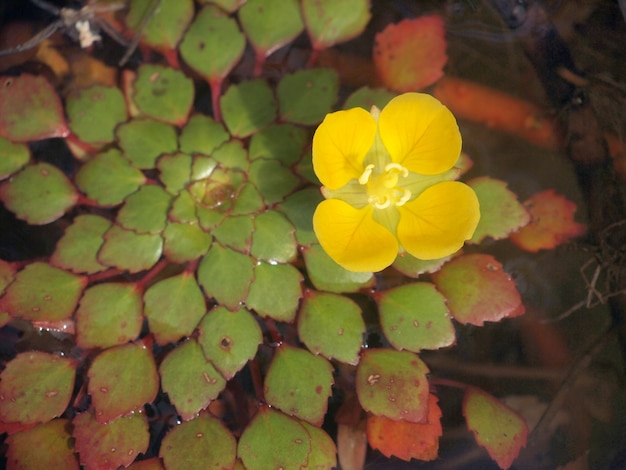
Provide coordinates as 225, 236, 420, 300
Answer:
73, 409, 149, 470
159, 413, 236, 470
373, 16, 447, 92
356, 349, 430, 423
0, 421, 37, 435
127, 458, 164, 470
463, 388, 529, 469
509, 189, 587, 252
0, 75, 69, 142
367, 394, 442, 462
0, 352, 76, 425
6, 419, 79, 470
432, 254, 525, 326
87, 343, 159, 423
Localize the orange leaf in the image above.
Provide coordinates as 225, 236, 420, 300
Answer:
366, 394, 442, 462
509, 189, 587, 252
373, 16, 447, 92
433, 77, 562, 150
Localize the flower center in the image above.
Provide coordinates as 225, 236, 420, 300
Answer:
358, 163, 411, 209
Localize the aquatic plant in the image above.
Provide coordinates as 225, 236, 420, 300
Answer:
0, 1, 603, 469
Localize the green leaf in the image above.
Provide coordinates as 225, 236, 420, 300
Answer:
169, 189, 198, 224
432, 254, 525, 326
179, 114, 229, 156
277, 68, 339, 125
264, 345, 333, 425
75, 149, 146, 206
73, 410, 149, 469
302, 0, 371, 50
212, 215, 254, 252
160, 340, 226, 421
356, 349, 430, 422
99, 225, 163, 274
238, 407, 311, 470
75, 283, 143, 349
51, 215, 111, 274
469, 177, 531, 243
246, 262, 302, 322
88, 343, 159, 423
392, 252, 449, 278
187, 167, 243, 212
117, 184, 172, 234
221, 80, 277, 138
6, 419, 79, 470
197, 306, 262, 380
66, 85, 127, 144
144, 272, 206, 345
0, 136, 29, 180
212, 140, 249, 171
249, 159, 299, 205
0, 352, 75, 425
301, 422, 337, 469
133, 64, 194, 126
158, 153, 192, 195
163, 222, 212, 264
298, 291, 364, 365
295, 148, 318, 184
377, 283, 455, 352
197, 244, 254, 310
0, 162, 77, 225
278, 188, 323, 246
344, 86, 395, 110
160, 414, 236, 470
179, 5, 245, 83
196, 0, 243, 13
0, 74, 69, 142
239, 0, 304, 57
191, 155, 219, 181
0, 262, 86, 322
125, 0, 194, 50
251, 210, 297, 263
117, 118, 178, 169
231, 183, 265, 215
249, 124, 307, 166
302, 244, 374, 293
463, 388, 529, 470
0, 259, 15, 295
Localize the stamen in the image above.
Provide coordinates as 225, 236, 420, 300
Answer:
396, 188, 411, 206
358, 164, 375, 185
385, 163, 409, 177
372, 197, 392, 209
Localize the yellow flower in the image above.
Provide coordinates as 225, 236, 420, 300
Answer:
312, 92, 480, 272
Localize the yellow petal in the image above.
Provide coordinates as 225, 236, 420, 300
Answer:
397, 181, 480, 259
378, 93, 461, 175
313, 199, 398, 272
312, 108, 377, 190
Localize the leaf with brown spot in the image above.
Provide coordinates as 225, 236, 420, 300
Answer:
0, 352, 75, 425
356, 349, 430, 423
432, 254, 525, 326
73, 409, 149, 470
